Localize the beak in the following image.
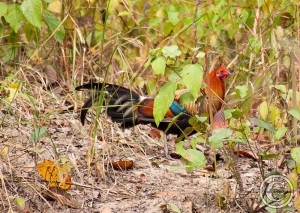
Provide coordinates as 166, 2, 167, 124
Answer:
227, 70, 232, 76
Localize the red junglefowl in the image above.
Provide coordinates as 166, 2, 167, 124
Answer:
75, 64, 231, 135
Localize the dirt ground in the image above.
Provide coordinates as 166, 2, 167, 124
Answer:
0, 88, 265, 213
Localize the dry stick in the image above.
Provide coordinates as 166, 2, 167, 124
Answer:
61, 41, 70, 88
193, 0, 200, 47
298, 4, 300, 94
0, 168, 13, 211
298, 4, 300, 93
291, 45, 297, 144
205, 53, 214, 128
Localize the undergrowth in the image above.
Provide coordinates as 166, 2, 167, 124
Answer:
0, 0, 300, 212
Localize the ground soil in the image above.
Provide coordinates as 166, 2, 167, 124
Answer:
0, 88, 266, 213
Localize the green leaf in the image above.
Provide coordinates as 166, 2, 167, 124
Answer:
269, 104, 281, 123
288, 109, 300, 121
275, 127, 287, 141
183, 149, 207, 167
168, 70, 182, 83
179, 92, 194, 105
251, 118, 276, 133
180, 64, 203, 98
210, 139, 223, 149
259, 101, 268, 120
209, 128, 232, 149
261, 153, 279, 160
0, 2, 8, 17
195, 115, 208, 122
196, 51, 205, 58
249, 35, 261, 53
241, 9, 249, 22
271, 84, 287, 93
223, 109, 235, 119
162, 22, 173, 36
23, 23, 40, 42
43, 10, 65, 43
291, 147, 300, 164
166, 5, 179, 25
235, 85, 249, 99
169, 203, 181, 213
153, 82, 177, 126
21, 0, 43, 30
175, 141, 185, 156
30, 127, 47, 142
16, 196, 25, 208
151, 56, 166, 75
190, 136, 205, 149
4, 4, 25, 32
176, 142, 207, 168
162, 45, 182, 58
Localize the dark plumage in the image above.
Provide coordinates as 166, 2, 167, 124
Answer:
75, 65, 231, 135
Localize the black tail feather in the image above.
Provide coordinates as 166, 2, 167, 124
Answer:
76, 82, 141, 126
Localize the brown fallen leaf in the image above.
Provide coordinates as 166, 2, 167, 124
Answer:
205, 164, 215, 172
43, 187, 82, 209
149, 128, 161, 139
112, 160, 134, 170
250, 133, 269, 142
233, 149, 258, 160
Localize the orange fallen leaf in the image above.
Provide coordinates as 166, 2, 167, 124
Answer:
37, 160, 72, 190
112, 160, 134, 170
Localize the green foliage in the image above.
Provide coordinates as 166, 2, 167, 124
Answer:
209, 128, 232, 149
153, 82, 177, 126
0, 2, 8, 17
180, 64, 203, 99
162, 45, 182, 58
0, 0, 66, 62
251, 118, 276, 134
43, 10, 65, 43
151, 56, 166, 75
259, 101, 268, 120
1, 0, 300, 211
176, 141, 207, 171
21, 0, 43, 30
274, 127, 287, 141
5, 4, 25, 32
291, 147, 300, 165
288, 109, 300, 121
30, 127, 47, 143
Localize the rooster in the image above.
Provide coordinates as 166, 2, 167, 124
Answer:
76, 64, 231, 135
